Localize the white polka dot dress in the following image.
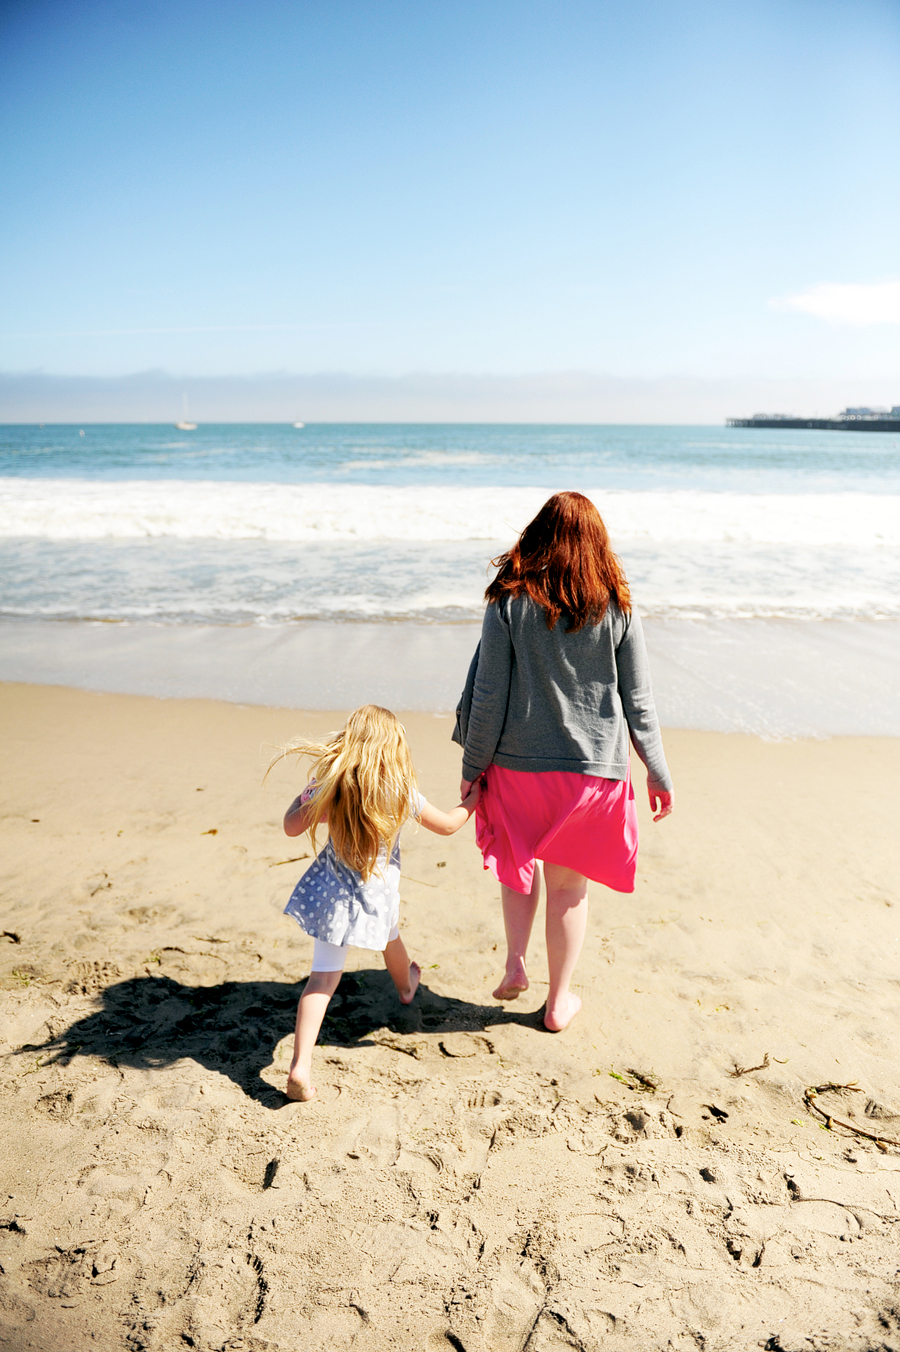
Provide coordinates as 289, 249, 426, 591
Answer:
284, 787, 425, 951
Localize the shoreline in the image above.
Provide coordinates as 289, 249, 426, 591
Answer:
1, 682, 899, 1349
2, 614, 900, 736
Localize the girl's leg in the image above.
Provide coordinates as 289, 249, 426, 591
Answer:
543, 861, 589, 1031
383, 932, 421, 1004
288, 950, 344, 1101
493, 867, 542, 1000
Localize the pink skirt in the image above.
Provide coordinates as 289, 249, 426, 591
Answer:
475, 764, 639, 895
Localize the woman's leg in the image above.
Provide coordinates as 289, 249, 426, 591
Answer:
493, 867, 542, 1000
543, 861, 588, 1031
287, 967, 343, 1101
383, 932, 421, 1004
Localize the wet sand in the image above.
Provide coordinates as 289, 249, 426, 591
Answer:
3, 614, 900, 735
2, 682, 900, 1351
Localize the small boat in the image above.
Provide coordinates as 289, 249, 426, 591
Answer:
292, 421, 305, 429
176, 393, 197, 431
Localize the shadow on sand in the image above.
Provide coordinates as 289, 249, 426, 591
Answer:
19, 970, 543, 1108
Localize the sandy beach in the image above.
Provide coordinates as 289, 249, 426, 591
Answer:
6, 0, 900, 1341
1, 680, 899, 1350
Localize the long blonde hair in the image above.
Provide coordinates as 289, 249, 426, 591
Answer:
268, 705, 418, 880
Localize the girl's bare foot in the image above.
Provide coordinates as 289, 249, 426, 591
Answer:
398, 961, 421, 1005
493, 961, 529, 1001
543, 991, 581, 1032
286, 1067, 317, 1102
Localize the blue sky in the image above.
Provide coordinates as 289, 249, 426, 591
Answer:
2, 0, 899, 384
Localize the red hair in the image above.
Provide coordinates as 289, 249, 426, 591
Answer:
485, 491, 631, 631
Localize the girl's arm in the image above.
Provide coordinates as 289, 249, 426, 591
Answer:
283, 798, 312, 837
418, 781, 481, 837
283, 782, 319, 837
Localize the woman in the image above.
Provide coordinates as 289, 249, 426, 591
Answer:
453, 491, 673, 1031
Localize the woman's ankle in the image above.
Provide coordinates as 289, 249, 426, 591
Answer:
544, 990, 581, 1032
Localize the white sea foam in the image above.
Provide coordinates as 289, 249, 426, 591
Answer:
2, 479, 900, 547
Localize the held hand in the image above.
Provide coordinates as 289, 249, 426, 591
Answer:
459, 777, 474, 800
461, 778, 482, 813
648, 784, 674, 822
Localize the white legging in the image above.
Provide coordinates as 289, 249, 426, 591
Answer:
312, 926, 400, 973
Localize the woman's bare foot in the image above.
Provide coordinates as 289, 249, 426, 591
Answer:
493, 961, 529, 1001
398, 961, 421, 1005
286, 1067, 317, 1102
543, 991, 581, 1032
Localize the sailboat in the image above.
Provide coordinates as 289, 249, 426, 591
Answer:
292, 421, 305, 428
175, 393, 197, 431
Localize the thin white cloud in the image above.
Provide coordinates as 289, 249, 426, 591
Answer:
0, 322, 375, 340
770, 279, 900, 325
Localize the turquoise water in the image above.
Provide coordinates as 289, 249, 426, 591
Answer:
1, 422, 899, 624
3, 421, 900, 490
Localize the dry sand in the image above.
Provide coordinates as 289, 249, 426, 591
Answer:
1, 681, 899, 1352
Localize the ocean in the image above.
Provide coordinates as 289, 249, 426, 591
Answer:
2, 422, 899, 735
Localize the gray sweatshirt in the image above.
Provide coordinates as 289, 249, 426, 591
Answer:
452, 593, 672, 793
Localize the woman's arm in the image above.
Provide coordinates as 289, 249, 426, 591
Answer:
615, 609, 674, 816
418, 781, 481, 837
458, 601, 513, 783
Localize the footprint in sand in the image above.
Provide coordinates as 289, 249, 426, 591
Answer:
465, 1089, 502, 1109
35, 1088, 74, 1121
438, 1032, 494, 1058
186, 1244, 268, 1340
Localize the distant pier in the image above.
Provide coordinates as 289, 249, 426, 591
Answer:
728, 407, 900, 432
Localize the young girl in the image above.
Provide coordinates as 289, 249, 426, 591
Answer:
273, 704, 480, 1102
